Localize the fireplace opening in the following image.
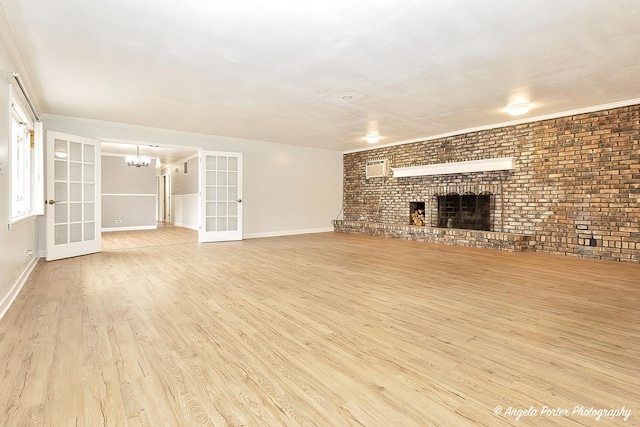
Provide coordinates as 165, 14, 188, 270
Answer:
437, 192, 492, 231
409, 202, 425, 226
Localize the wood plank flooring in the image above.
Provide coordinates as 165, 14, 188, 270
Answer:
102, 222, 196, 251
1, 229, 639, 426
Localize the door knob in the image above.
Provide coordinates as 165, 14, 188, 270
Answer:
237, 199, 242, 203
48, 199, 61, 205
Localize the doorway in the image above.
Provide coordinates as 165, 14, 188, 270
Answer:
158, 173, 171, 223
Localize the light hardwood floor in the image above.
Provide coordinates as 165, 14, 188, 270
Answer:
1, 228, 639, 426
102, 222, 196, 251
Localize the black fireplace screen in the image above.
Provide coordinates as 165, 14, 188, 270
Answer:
437, 193, 492, 231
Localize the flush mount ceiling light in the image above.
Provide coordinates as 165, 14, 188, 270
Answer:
125, 145, 150, 167
364, 131, 380, 144
506, 102, 531, 116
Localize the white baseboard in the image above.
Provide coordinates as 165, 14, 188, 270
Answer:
0, 255, 40, 321
172, 222, 199, 231
102, 225, 158, 232
243, 227, 333, 240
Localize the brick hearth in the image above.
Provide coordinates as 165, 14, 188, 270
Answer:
333, 220, 535, 252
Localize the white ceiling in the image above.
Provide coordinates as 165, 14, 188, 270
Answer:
2, 0, 640, 152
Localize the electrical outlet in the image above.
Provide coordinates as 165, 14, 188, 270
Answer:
0, 162, 3, 174
25, 249, 33, 258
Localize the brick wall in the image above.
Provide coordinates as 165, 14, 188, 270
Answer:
342, 105, 640, 262
333, 220, 536, 252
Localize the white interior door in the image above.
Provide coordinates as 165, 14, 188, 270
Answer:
46, 131, 101, 261
199, 151, 243, 242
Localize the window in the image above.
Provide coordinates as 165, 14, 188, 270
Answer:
11, 107, 31, 218
9, 84, 43, 227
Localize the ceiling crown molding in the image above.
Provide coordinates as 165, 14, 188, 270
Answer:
41, 113, 339, 152
344, 97, 640, 154
0, 2, 42, 113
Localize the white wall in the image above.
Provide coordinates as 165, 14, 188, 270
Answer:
166, 155, 199, 230
41, 115, 343, 240
171, 194, 199, 230
0, 35, 40, 319
170, 156, 199, 195
1, 15, 342, 321
101, 155, 157, 230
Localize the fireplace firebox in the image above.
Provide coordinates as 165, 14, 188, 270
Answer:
437, 193, 492, 231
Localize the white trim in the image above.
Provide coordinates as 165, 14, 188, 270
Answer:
101, 147, 197, 166
97, 137, 202, 153
101, 153, 159, 160
171, 193, 199, 197
7, 214, 36, 230
33, 121, 45, 215
243, 227, 333, 239
392, 157, 516, 178
102, 225, 158, 232
0, 9, 42, 113
0, 255, 40, 321
344, 97, 640, 154
167, 153, 199, 166
42, 114, 286, 147
102, 193, 156, 197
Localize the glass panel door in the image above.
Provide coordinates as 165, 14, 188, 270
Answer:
46, 131, 101, 260
199, 151, 242, 242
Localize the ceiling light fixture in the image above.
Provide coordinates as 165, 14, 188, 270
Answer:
364, 131, 380, 144
506, 102, 531, 116
126, 146, 150, 167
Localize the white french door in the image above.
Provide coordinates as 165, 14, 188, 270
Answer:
46, 131, 101, 261
199, 151, 243, 242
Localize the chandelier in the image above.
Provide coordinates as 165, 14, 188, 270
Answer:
126, 146, 150, 167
